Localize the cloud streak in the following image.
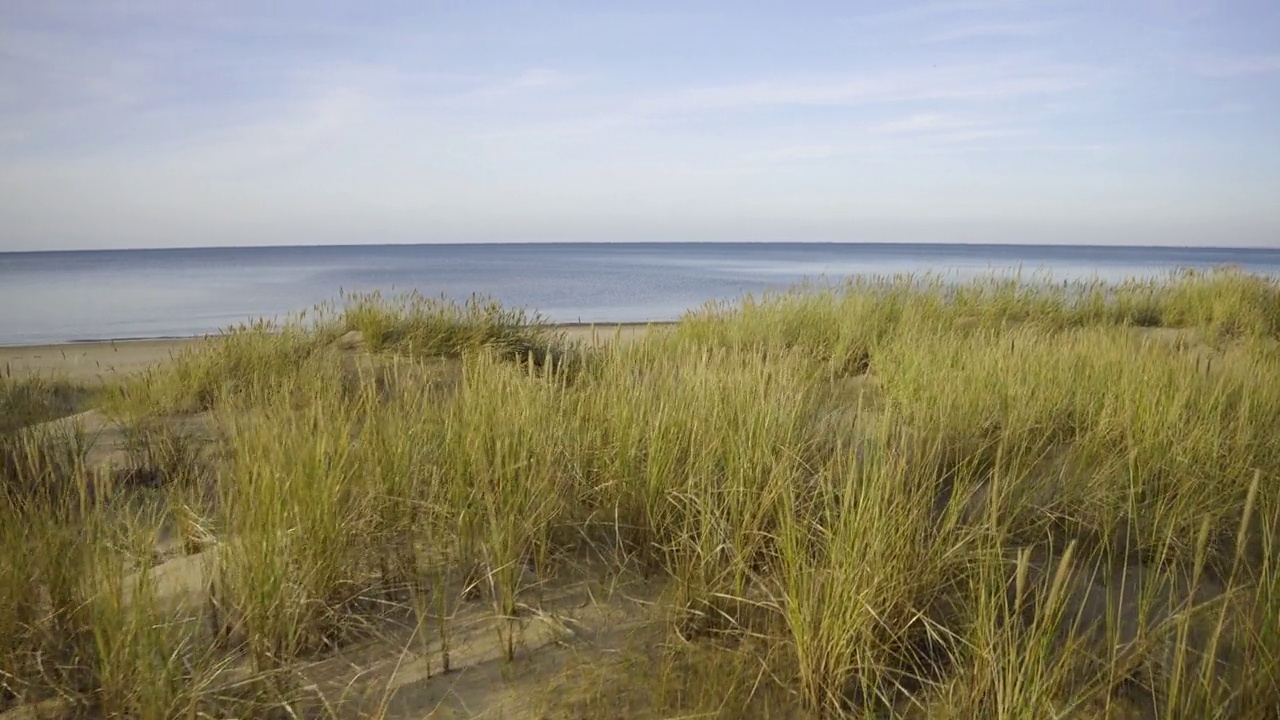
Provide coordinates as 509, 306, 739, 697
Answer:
923, 22, 1044, 43
448, 68, 580, 104
869, 112, 982, 134
849, 1, 1029, 27
1189, 54, 1280, 78
642, 69, 1089, 114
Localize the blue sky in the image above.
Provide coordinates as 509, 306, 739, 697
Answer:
1, 1, 1277, 251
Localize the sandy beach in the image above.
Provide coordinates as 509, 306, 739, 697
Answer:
0, 339, 205, 383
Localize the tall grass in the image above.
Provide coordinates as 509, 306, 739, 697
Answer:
3, 269, 1279, 718
0, 370, 93, 434
338, 290, 560, 359
104, 291, 558, 418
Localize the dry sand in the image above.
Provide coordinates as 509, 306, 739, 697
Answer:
0, 338, 205, 383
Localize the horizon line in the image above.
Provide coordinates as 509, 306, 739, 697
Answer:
3, 239, 1279, 256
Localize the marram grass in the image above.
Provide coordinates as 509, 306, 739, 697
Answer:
2, 274, 1279, 719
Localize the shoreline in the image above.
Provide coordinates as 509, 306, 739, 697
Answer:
0, 322, 674, 382
0, 321, 678, 350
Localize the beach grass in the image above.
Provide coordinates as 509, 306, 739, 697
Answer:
2, 271, 1279, 719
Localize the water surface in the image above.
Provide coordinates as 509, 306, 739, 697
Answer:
1, 242, 1277, 346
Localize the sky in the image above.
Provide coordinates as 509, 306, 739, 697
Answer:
1, 0, 1278, 251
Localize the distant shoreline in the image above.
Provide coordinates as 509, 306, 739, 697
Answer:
4, 243, 1276, 353
0, 322, 675, 381
5, 240, 1280, 256
0, 320, 678, 351
63, 335, 199, 345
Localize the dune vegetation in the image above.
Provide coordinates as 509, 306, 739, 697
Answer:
2, 271, 1279, 719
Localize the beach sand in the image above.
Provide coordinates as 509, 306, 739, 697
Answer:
0, 339, 204, 383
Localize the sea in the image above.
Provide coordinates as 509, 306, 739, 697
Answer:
2, 242, 1279, 347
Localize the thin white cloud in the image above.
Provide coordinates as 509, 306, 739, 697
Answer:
141, 86, 370, 175
869, 112, 975, 134
468, 112, 644, 141
0, 130, 28, 147
0, 26, 150, 110
849, 1, 1028, 26
926, 141, 1113, 154
1189, 54, 1280, 78
923, 22, 1044, 43
515, 68, 572, 88
923, 128, 1032, 145
449, 68, 578, 104
638, 65, 1093, 116
458, 64, 1088, 145
454, 63, 1092, 147
865, 113, 1032, 147
1166, 102, 1252, 116
756, 144, 865, 162
756, 123, 1034, 164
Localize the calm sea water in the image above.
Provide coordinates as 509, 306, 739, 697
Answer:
2, 242, 1279, 346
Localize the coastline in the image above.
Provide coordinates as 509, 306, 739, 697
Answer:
0, 322, 673, 382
